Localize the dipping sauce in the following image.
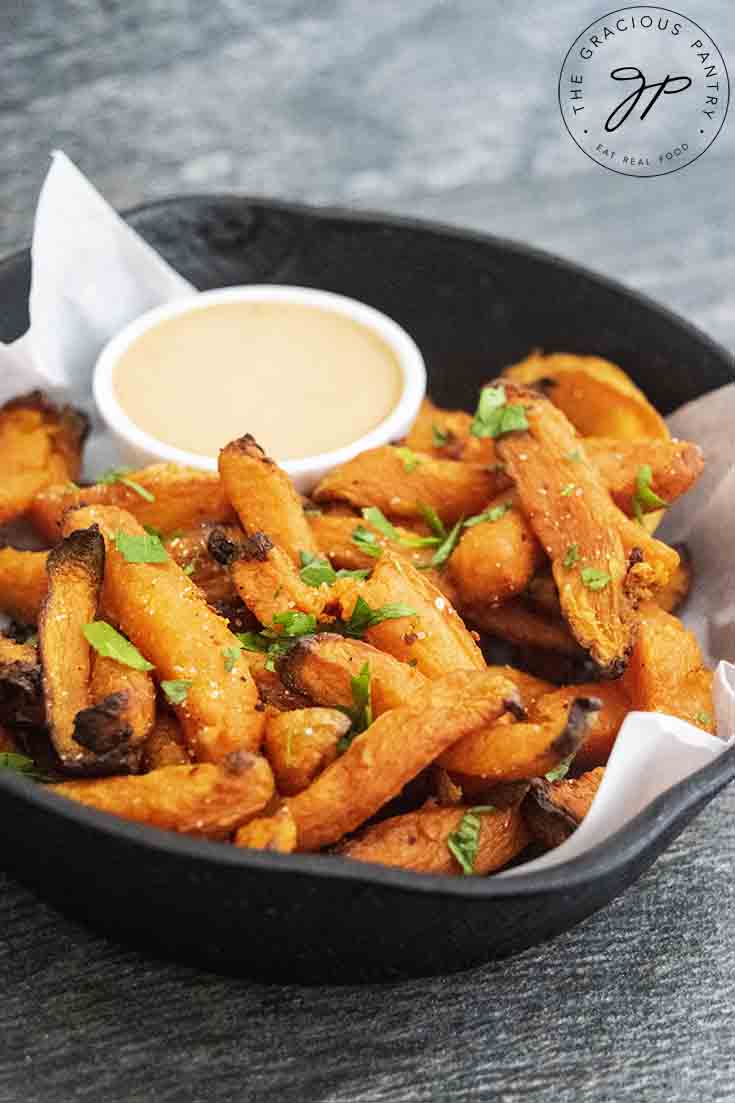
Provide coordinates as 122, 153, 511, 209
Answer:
113, 300, 404, 461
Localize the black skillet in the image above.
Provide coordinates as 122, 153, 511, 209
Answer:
0, 196, 733, 983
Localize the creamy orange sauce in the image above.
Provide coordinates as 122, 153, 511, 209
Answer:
113, 301, 403, 460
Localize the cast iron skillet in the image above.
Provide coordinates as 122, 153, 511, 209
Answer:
0, 197, 733, 984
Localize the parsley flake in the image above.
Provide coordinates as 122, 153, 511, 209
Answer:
560, 483, 575, 497
545, 753, 575, 782
580, 567, 611, 591
470, 386, 528, 439
447, 806, 496, 875
464, 502, 512, 528
428, 518, 464, 569
418, 504, 447, 539
161, 679, 192, 706
632, 464, 667, 524
299, 551, 369, 587
696, 710, 712, 727
0, 752, 49, 782
563, 544, 579, 568
337, 663, 373, 752
83, 622, 154, 671
114, 530, 169, 564
351, 525, 383, 559
395, 446, 421, 473
343, 597, 416, 638
98, 466, 155, 502
222, 644, 242, 673
361, 507, 399, 541
431, 424, 450, 448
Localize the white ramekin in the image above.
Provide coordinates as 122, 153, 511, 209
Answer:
93, 285, 427, 493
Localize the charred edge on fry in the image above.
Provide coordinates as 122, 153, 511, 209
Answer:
628, 547, 644, 568
240, 532, 275, 562
1, 390, 91, 445
2, 621, 37, 645
47, 524, 105, 581
207, 527, 242, 565
0, 661, 44, 727
73, 691, 134, 754
503, 696, 528, 721
230, 433, 275, 465
523, 781, 580, 846
550, 696, 601, 757
276, 632, 338, 693
210, 599, 259, 634
222, 749, 259, 775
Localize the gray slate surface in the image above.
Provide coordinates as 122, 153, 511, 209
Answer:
1, 2, 734, 1101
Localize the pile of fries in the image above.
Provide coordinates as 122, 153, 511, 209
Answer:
0, 354, 714, 876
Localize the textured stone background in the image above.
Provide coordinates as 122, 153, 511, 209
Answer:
1, 2, 734, 1101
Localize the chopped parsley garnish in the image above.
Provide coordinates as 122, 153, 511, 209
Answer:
161, 679, 191, 706
418, 504, 446, 538
299, 551, 370, 588
470, 385, 529, 439
222, 644, 242, 673
560, 483, 575, 497
182, 563, 195, 576
362, 506, 399, 541
237, 612, 318, 672
464, 502, 512, 528
563, 544, 579, 568
144, 524, 164, 541
447, 806, 496, 874
83, 622, 154, 672
0, 752, 49, 783
431, 424, 450, 448
98, 466, 155, 502
567, 449, 583, 463
545, 753, 575, 782
337, 662, 373, 752
580, 567, 611, 591
632, 464, 667, 524
114, 530, 169, 564
351, 525, 383, 559
428, 518, 464, 569
343, 596, 416, 638
696, 710, 712, 727
395, 446, 421, 473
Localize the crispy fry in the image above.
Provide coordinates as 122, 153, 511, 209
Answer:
64, 506, 265, 761
340, 803, 530, 875
219, 434, 317, 565
621, 602, 715, 732
265, 707, 350, 795
0, 635, 44, 729
50, 751, 274, 839
503, 351, 668, 439
523, 767, 605, 848
313, 445, 503, 525
39, 527, 106, 771
166, 524, 240, 605
208, 528, 326, 625
279, 634, 427, 714
75, 653, 156, 763
142, 709, 191, 770
447, 495, 545, 607
308, 507, 440, 572
234, 805, 298, 852
465, 599, 584, 658
584, 437, 703, 515
0, 546, 48, 624
403, 397, 497, 464
30, 463, 234, 543
437, 692, 601, 780
334, 552, 485, 678
0, 391, 88, 525
287, 670, 519, 851
497, 383, 639, 675
555, 681, 630, 770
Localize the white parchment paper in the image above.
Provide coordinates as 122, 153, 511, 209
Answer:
1, 153, 733, 871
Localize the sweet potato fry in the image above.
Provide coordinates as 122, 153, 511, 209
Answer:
307, 507, 440, 572
652, 545, 692, 614
142, 709, 190, 770
496, 382, 638, 675
234, 805, 298, 852
39, 526, 106, 771
287, 669, 519, 851
313, 445, 503, 525
437, 692, 601, 780
465, 599, 584, 658
279, 634, 427, 714
554, 681, 630, 770
50, 751, 274, 839
503, 351, 668, 439
73, 654, 156, 766
265, 707, 351, 795
0, 635, 44, 729
621, 602, 715, 732
334, 552, 485, 677
340, 803, 530, 875
30, 463, 234, 543
523, 767, 605, 848
447, 495, 545, 607
219, 434, 317, 565
0, 391, 88, 525
0, 547, 48, 624
403, 397, 498, 465
584, 437, 703, 515
208, 528, 326, 625
63, 506, 265, 761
